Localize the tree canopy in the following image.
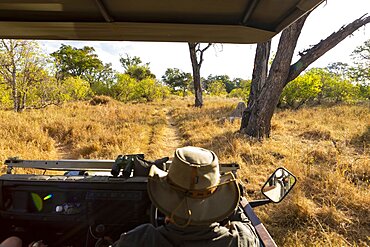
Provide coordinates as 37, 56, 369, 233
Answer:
50, 44, 114, 88
350, 39, 370, 84
0, 36, 370, 112
162, 68, 192, 96
119, 54, 155, 81
0, 40, 50, 111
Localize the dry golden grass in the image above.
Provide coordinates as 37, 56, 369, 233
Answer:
0, 96, 369, 246
171, 99, 370, 247
0, 98, 175, 173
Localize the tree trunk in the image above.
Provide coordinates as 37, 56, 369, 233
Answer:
188, 42, 203, 107
240, 40, 271, 137
241, 15, 308, 138
11, 69, 19, 112
193, 66, 202, 107
188, 42, 211, 107
240, 13, 370, 138
20, 91, 27, 111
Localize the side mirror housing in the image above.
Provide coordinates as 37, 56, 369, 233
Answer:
261, 167, 297, 203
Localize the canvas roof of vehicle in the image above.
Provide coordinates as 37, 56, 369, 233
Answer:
0, 0, 324, 43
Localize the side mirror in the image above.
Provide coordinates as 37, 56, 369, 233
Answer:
261, 167, 296, 203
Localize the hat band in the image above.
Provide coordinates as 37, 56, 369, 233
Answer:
167, 177, 218, 199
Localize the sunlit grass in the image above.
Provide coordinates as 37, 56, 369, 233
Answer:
171, 99, 369, 246
0, 97, 369, 246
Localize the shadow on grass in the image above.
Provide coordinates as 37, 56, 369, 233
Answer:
350, 125, 370, 153
173, 105, 236, 123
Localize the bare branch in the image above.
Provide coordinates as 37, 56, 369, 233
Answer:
199, 43, 212, 67
287, 14, 370, 83
201, 43, 212, 53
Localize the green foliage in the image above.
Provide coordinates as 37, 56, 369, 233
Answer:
0, 40, 51, 111
162, 68, 192, 96
228, 88, 244, 99
125, 65, 156, 81
89, 63, 116, 94
135, 78, 168, 102
326, 40, 370, 101
207, 80, 227, 96
119, 54, 155, 81
59, 77, 92, 101
280, 68, 362, 108
50, 44, 114, 90
90, 68, 116, 96
26, 70, 60, 107
51, 44, 100, 80
0, 83, 12, 108
203, 74, 237, 93
119, 54, 143, 71
357, 84, 370, 100
111, 73, 169, 102
281, 69, 323, 108
232, 78, 245, 88
111, 74, 137, 102
3, 39, 367, 111
320, 75, 357, 103
227, 79, 251, 101
114, 54, 167, 102
350, 39, 370, 84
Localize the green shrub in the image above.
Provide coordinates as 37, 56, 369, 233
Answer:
320, 75, 358, 103
111, 73, 169, 102
59, 77, 92, 101
281, 69, 322, 108
111, 74, 137, 102
0, 84, 12, 108
208, 80, 227, 96
228, 80, 251, 101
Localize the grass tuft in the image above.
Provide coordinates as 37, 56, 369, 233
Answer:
89, 95, 113, 105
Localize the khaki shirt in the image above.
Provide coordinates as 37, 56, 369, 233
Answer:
112, 207, 260, 247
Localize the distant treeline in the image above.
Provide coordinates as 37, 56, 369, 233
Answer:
0, 40, 369, 112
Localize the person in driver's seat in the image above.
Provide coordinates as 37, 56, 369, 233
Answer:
112, 146, 260, 247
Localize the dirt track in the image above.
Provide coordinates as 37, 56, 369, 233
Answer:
148, 107, 182, 158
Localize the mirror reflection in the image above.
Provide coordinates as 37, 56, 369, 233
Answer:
262, 167, 296, 203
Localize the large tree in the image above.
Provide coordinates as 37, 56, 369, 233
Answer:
0, 40, 47, 112
51, 44, 113, 87
188, 42, 211, 107
240, 13, 370, 138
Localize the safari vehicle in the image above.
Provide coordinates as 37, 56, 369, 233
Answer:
0, 0, 324, 246
1, 156, 296, 246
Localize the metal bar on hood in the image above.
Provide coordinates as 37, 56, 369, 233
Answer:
240, 197, 278, 247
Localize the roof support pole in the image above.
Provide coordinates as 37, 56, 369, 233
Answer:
95, 0, 114, 22
241, 0, 260, 25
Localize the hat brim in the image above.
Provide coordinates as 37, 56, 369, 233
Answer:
147, 165, 240, 225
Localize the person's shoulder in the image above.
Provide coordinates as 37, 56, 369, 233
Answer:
126, 223, 156, 234
113, 224, 155, 247
113, 224, 172, 247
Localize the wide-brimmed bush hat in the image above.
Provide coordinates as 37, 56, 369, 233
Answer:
147, 146, 240, 226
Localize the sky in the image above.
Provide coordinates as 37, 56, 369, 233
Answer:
40, 0, 370, 80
